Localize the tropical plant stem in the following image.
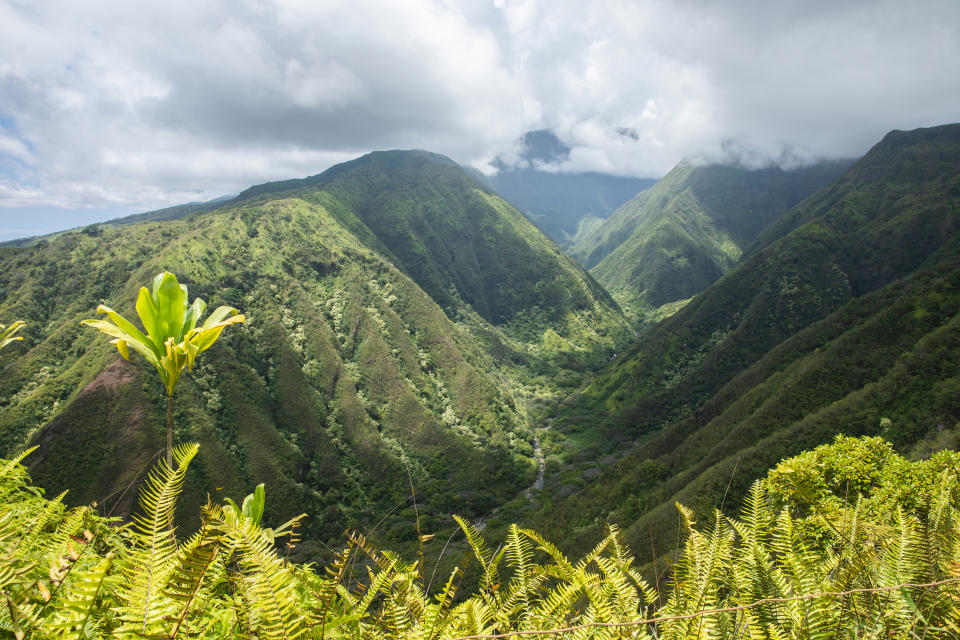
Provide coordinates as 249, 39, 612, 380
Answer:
166, 393, 173, 469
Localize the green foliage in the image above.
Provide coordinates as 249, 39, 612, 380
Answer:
0, 447, 123, 639
0, 151, 609, 550
82, 270, 244, 468
4, 436, 960, 638
114, 442, 199, 636
661, 437, 960, 637
82, 271, 245, 397
225, 483, 266, 527
542, 123, 960, 562
0, 320, 25, 352
239, 150, 632, 362
2, 126, 960, 640
572, 160, 850, 322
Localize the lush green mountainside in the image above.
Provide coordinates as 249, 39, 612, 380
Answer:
481, 168, 655, 247
528, 123, 960, 561
572, 160, 851, 321
0, 200, 529, 539
237, 150, 631, 363
0, 151, 630, 550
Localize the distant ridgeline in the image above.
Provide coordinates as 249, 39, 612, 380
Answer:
527, 123, 960, 565
475, 128, 657, 249
571, 158, 853, 323
0, 149, 630, 553
482, 168, 656, 249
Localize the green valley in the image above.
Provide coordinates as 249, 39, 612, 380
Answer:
0, 150, 630, 554
529, 123, 960, 564
2, 123, 960, 637
6, 1, 960, 634
483, 167, 655, 248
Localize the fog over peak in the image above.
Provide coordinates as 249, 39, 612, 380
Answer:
1, 0, 959, 239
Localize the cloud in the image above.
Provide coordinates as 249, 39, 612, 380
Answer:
0, 0, 958, 217
487, 0, 960, 175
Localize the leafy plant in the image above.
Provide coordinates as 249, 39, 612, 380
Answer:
3, 435, 960, 638
0, 320, 25, 352
224, 483, 303, 544
82, 271, 244, 467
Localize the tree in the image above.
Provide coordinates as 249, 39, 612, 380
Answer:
83, 272, 245, 467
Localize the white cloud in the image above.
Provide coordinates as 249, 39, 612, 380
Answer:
0, 0, 958, 219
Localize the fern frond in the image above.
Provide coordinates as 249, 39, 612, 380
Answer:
39, 506, 92, 559
422, 565, 462, 640
521, 527, 577, 589
7, 491, 67, 558
165, 528, 223, 639
503, 524, 536, 625
114, 442, 198, 637
219, 512, 306, 639
303, 539, 353, 640
41, 552, 114, 639
0, 446, 37, 486
450, 598, 496, 637
453, 515, 501, 596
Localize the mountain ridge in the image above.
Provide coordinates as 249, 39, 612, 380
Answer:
0, 150, 630, 552
572, 158, 853, 321
526, 122, 960, 561
481, 168, 656, 247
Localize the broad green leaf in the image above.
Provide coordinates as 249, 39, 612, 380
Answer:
135, 286, 162, 347
191, 318, 244, 355
112, 338, 130, 361
200, 305, 240, 330
181, 297, 207, 338
85, 271, 245, 459
154, 273, 187, 340
92, 304, 156, 357
0, 320, 25, 351
241, 484, 266, 526
81, 319, 161, 369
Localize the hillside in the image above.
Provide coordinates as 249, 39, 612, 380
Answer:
236, 150, 632, 364
106, 195, 234, 226
572, 160, 851, 321
525, 123, 960, 560
0, 151, 631, 550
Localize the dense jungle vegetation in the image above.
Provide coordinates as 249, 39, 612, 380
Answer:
4, 433, 960, 638
0, 150, 630, 558
571, 159, 851, 323
2, 123, 960, 637
521, 123, 960, 566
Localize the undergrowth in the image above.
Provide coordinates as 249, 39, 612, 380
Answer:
2, 435, 960, 638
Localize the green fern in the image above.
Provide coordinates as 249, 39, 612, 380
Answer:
216, 504, 306, 639
40, 552, 114, 639
114, 441, 199, 637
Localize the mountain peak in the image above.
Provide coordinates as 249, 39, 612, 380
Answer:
235, 149, 475, 203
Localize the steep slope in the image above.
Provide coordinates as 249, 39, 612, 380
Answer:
529, 123, 960, 560
482, 168, 655, 247
573, 160, 851, 321
237, 150, 632, 366
0, 151, 630, 551
0, 200, 533, 541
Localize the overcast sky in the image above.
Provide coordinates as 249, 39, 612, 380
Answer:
1, 0, 958, 241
